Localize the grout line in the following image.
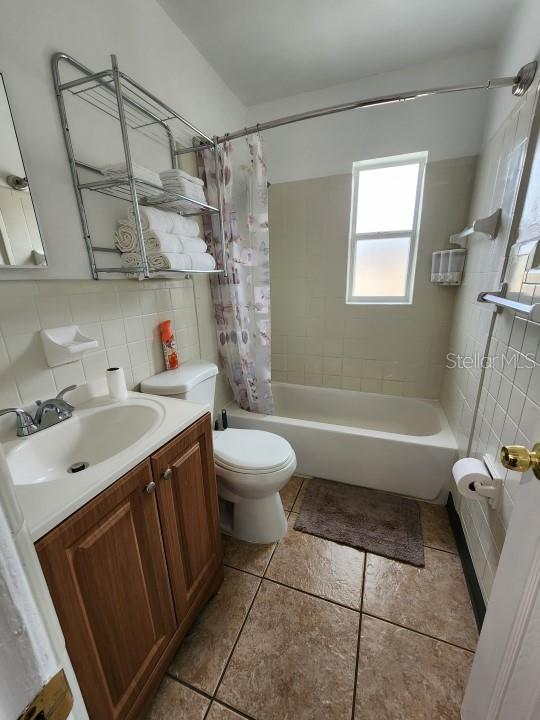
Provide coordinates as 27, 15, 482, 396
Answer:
282, 475, 304, 513
423, 542, 458, 556
168, 676, 212, 701
211, 524, 287, 708
206, 698, 258, 720
211, 576, 263, 701
350, 555, 367, 720
223, 561, 266, 579
361, 611, 476, 654
261, 575, 361, 613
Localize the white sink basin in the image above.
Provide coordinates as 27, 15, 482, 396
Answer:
6, 400, 163, 486
5, 390, 209, 541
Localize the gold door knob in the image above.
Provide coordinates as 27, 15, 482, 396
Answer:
500, 443, 540, 479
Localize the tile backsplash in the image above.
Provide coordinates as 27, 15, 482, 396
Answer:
0, 276, 227, 410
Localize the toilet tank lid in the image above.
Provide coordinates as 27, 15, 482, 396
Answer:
140, 361, 218, 395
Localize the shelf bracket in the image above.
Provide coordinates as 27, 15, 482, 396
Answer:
450, 208, 501, 248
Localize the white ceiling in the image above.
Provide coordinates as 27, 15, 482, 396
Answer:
158, 0, 518, 105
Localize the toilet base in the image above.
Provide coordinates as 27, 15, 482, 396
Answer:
219, 492, 288, 544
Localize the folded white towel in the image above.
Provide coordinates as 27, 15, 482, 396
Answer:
103, 162, 162, 187
162, 179, 207, 204
127, 206, 200, 237
159, 168, 205, 187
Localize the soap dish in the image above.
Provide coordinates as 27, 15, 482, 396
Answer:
40, 325, 99, 367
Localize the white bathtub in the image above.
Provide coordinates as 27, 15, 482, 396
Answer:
226, 382, 457, 503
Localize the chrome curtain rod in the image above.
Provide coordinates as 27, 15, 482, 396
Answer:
216, 61, 537, 144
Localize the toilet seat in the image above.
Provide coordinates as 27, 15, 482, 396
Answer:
213, 429, 295, 475
216, 452, 297, 501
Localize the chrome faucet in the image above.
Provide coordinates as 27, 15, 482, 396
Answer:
0, 385, 77, 437
0, 408, 38, 436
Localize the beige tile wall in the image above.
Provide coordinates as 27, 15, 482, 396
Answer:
269, 157, 476, 398
0, 276, 230, 412
441, 81, 539, 601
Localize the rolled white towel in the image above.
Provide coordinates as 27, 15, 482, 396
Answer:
121, 250, 216, 273
144, 232, 207, 255
115, 225, 138, 253
189, 253, 216, 271
120, 252, 144, 268
159, 168, 205, 186
114, 224, 207, 255
147, 253, 192, 271
127, 206, 200, 237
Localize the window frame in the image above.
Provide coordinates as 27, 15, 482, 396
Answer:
346, 151, 427, 305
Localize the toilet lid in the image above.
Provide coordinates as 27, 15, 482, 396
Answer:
213, 429, 294, 474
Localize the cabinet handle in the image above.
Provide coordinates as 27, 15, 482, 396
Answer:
144, 480, 156, 494
162, 467, 172, 481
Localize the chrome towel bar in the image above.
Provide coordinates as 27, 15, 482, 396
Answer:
477, 285, 540, 322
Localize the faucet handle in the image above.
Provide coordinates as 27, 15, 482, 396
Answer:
0, 408, 38, 436
56, 385, 77, 400
56, 385, 77, 411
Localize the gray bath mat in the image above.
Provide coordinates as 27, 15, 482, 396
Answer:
294, 478, 424, 567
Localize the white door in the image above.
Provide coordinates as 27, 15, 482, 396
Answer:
461, 467, 540, 719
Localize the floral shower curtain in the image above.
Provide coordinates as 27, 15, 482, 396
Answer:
200, 135, 273, 414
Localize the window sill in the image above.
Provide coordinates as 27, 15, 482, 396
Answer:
346, 299, 413, 306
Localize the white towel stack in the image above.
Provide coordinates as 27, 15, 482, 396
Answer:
102, 162, 162, 187
159, 169, 207, 204
115, 205, 215, 272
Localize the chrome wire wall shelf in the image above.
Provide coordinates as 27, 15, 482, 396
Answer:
77, 176, 220, 216
52, 52, 225, 280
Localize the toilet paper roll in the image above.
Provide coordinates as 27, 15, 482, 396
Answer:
106, 367, 128, 401
452, 457, 491, 500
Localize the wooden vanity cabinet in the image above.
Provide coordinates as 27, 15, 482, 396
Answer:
152, 412, 222, 628
36, 413, 223, 720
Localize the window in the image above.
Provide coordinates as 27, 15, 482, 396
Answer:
346, 152, 427, 304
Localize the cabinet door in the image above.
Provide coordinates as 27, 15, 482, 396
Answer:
152, 414, 222, 622
37, 460, 176, 720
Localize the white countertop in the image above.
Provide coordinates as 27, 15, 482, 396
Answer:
5, 391, 208, 541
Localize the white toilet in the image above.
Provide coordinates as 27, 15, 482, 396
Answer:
141, 361, 296, 543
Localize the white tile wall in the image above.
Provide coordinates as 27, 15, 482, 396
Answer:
0, 276, 231, 412
441, 81, 540, 601
269, 157, 476, 397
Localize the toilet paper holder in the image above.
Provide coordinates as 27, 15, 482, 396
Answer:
476, 454, 502, 509
453, 455, 503, 509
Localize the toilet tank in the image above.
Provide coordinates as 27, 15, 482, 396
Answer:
140, 361, 219, 411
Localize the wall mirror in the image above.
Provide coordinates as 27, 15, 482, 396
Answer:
0, 73, 47, 268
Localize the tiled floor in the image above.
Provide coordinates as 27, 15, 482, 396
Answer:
146, 476, 477, 720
